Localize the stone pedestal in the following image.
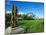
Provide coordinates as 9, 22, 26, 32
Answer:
5, 27, 24, 35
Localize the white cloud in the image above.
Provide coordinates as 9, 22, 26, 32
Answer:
17, 11, 26, 15
35, 15, 44, 19
6, 11, 26, 15
39, 15, 44, 18
6, 11, 11, 13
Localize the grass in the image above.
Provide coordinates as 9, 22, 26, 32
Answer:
18, 19, 44, 33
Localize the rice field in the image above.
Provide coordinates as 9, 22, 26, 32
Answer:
18, 19, 44, 33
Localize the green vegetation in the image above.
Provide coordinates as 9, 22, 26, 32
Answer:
5, 13, 44, 33
18, 20, 44, 33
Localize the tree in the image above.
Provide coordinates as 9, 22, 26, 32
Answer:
5, 13, 11, 28
22, 12, 35, 20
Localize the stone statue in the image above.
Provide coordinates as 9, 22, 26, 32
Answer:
11, 4, 18, 28
10, 4, 24, 34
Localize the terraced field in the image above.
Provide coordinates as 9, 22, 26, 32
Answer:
18, 20, 44, 33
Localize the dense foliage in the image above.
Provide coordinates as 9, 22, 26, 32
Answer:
5, 13, 11, 28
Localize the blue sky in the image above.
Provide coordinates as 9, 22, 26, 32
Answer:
5, 1, 44, 18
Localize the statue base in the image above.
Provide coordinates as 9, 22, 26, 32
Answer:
5, 27, 24, 35
11, 27, 24, 34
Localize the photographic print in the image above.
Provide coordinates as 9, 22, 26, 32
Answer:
5, 0, 44, 35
